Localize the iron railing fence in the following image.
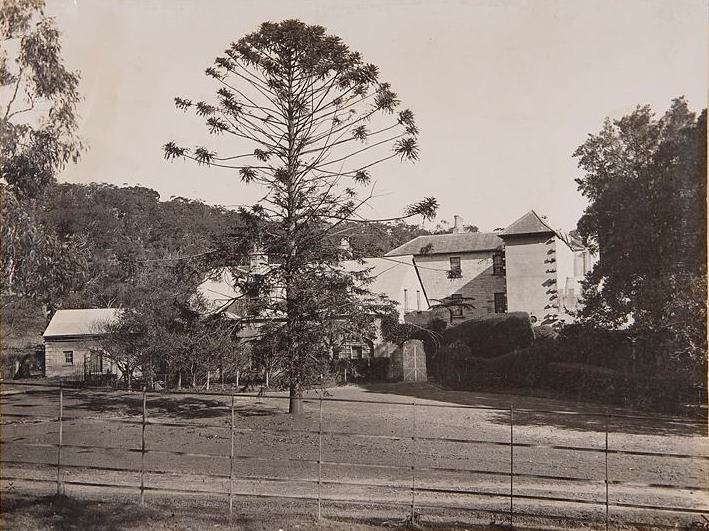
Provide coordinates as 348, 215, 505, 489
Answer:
1, 380, 707, 530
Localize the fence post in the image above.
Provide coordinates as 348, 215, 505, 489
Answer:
410, 400, 417, 523
317, 394, 323, 520
229, 393, 235, 520
605, 409, 609, 531
509, 403, 514, 527
56, 385, 64, 495
140, 387, 146, 505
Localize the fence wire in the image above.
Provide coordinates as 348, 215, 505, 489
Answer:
1, 380, 707, 529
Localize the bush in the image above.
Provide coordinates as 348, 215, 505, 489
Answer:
441, 312, 534, 358
330, 357, 389, 382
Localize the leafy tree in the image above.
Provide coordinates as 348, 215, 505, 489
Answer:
1, 0, 87, 310
165, 20, 437, 413
94, 265, 241, 390
38, 182, 243, 307
574, 98, 707, 375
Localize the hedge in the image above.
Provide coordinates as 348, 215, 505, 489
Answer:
440, 312, 534, 358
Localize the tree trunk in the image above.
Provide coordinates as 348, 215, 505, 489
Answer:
289, 381, 303, 415
206, 370, 210, 390
177, 371, 182, 390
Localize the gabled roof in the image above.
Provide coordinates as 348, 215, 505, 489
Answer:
340, 256, 414, 299
499, 210, 556, 237
44, 308, 121, 339
199, 268, 241, 315
385, 232, 503, 257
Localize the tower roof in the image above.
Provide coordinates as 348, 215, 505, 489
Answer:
499, 210, 556, 237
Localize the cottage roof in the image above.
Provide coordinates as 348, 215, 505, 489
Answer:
43, 308, 121, 338
499, 210, 556, 237
385, 232, 503, 257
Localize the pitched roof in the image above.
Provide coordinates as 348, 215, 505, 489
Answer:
385, 232, 503, 257
499, 210, 556, 237
341, 256, 409, 296
43, 308, 121, 338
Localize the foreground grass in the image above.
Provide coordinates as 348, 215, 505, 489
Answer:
0, 493, 510, 530
0, 493, 683, 530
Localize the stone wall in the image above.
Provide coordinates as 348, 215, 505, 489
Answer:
414, 251, 506, 322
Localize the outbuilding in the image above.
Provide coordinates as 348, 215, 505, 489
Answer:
43, 308, 120, 379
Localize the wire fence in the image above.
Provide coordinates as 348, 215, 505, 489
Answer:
1, 379, 708, 529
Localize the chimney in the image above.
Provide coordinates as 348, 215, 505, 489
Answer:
249, 244, 268, 273
452, 215, 464, 233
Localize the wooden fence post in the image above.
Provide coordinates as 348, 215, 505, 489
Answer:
56, 385, 64, 495
509, 403, 514, 527
318, 394, 323, 520
410, 400, 417, 523
605, 409, 610, 531
140, 387, 146, 505
229, 393, 235, 520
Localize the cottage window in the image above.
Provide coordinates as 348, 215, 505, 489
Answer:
64, 351, 74, 364
492, 251, 506, 275
339, 337, 373, 359
494, 292, 507, 314
449, 256, 461, 274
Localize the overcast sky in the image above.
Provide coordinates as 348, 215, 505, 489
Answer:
47, 0, 707, 232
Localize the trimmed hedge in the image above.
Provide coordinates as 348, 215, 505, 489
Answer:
440, 312, 534, 358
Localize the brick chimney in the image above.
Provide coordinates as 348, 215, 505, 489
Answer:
452, 215, 464, 233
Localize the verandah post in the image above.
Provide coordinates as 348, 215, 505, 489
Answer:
56, 385, 64, 495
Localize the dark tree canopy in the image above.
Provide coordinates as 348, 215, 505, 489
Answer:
574, 98, 706, 370
165, 20, 437, 412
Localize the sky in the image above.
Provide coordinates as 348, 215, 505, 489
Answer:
46, 0, 708, 232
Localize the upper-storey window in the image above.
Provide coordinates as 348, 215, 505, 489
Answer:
492, 251, 506, 276
449, 256, 461, 274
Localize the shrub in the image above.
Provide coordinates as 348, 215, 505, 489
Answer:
441, 312, 534, 358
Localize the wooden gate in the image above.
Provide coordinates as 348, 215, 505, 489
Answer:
390, 339, 427, 382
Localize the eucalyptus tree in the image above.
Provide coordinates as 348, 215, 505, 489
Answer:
165, 20, 436, 412
1, 0, 87, 310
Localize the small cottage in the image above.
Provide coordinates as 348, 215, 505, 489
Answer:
43, 308, 120, 379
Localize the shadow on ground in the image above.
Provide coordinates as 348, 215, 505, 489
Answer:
1, 389, 283, 421
0, 494, 251, 531
360, 382, 707, 437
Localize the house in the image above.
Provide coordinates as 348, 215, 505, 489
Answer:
43, 308, 121, 378
386, 211, 595, 327
499, 210, 593, 325
339, 255, 430, 358
385, 215, 507, 322
197, 251, 430, 361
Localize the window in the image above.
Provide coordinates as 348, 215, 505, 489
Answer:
450, 294, 464, 317
449, 256, 461, 273
339, 337, 373, 359
64, 351, 74, 364
494, 293, 507, 314
492, 251, 506, 275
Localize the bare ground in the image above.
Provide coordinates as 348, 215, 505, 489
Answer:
1, 382, 707, 530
